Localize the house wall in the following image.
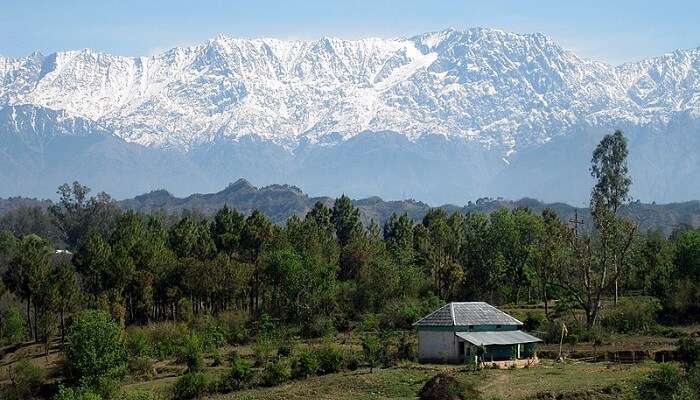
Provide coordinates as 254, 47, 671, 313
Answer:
417, 324, 526, 363
417, 328, 459, 362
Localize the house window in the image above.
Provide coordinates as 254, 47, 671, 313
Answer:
468, 325, 474, 331
496, 325, 502, 329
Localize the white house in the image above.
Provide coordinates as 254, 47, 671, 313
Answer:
413, 302, 542, 363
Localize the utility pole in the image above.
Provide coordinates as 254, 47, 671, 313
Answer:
569, 209, 583, 235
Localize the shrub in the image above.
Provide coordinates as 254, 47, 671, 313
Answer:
177, 334, 204, 372
217, 310, 250, 344
172, 372, 209, 400
636, 364, 694, 400
6, 359, 45, 400
128, 356, 154, 378
418, 373, 477, 400
53, 385, 102, 400
114, 389, 161, 400
396, 333, 416, 361
523, 312, 546, 331
252, 335, 275, 366
380, 299, 423, 330
218, 354, 253, 392
316, 343, 344, 375
1, 307, 26, 344
677, 337, 700, 369
541, 319, 564, 344
192, 315, 226, 352
357, 313, 381, 332
277, 337, 296, 358
148, 322, 188, 360
362, 334, 382, 371
125, 327, 152, 358
291, 349, 319, 379
176, 298, 193, 324
262, 360, 290, 387
307, 315, 336, 338
66, 310, 128, 388
581, 324, 611, 346
345, 352, 360, 371
601, 297, 661, 334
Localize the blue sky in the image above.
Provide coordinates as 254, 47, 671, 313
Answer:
2, 0, 699, 64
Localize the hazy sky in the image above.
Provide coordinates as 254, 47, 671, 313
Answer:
2, 0, 699, 64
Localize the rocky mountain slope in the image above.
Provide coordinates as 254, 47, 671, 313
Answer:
1, 28, 698, 203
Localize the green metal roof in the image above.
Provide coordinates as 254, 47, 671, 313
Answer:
413, 302, 523, 327
455, 330, 542, 346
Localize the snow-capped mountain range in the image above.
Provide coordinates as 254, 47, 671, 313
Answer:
1, 28, 699, 204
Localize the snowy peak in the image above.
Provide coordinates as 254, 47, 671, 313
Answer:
0, 28, 699, 152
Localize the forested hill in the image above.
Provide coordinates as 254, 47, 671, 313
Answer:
1, 178, 699, 235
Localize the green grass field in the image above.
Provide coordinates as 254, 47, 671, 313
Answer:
122, 359, 652, 400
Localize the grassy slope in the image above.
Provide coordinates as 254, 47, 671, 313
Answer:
124, 360, 652, 400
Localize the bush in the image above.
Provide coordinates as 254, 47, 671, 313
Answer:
1, 307, 26, 344
5, 359, 45, 400
114, 390, 161, 400
306, 315, 336, 338
523, 312, 546, 331
176, 298, 193, 324
362, 334, 382, 371
217, 310, 250, 344
316, 343, 344, 375
601, 297, 661, 333
636, 364, 694, 400
357, 313, 381, 332
396, 333, 416, 361
177, 334, 204, 372
125, 327, 152, 358
173, 372, 209, 400
252, 335, 275, 366
262, 360, 290, 386
53, 385, 103, 400
291, 349, 319, 379
418, 373, 477, 400
581, 325, 611, 346
192, 315, 226, 352
66, 310, 128, 388
217, 353, 253, 392
380, 299, 424, 330
677, 337, 700, 369
148, 322, 188, 360
345, 352, 361, 371
277, 337, 296, 358
128, 356, 154, 378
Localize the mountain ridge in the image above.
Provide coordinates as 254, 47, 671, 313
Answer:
1, 28, 699, 204
2, 179, 699, 236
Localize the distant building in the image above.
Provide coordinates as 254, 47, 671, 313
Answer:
413, 302, 541, 364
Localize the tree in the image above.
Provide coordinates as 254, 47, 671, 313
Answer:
65, 310, 127, 388
72, 232, 112, 297
211, 205, 245, 254
169, 215, 215, 260
415, 209, 464, 300
553, 131, 637, 327
532, 209, 568, 317
2, 234, 51, 341
590, 130, 633, 304
49, 263, 81, 345
48, 182, 119, 250
241, 210, 275, 313
383, 213, 415, 267
669, 229, 700, 320
331, 195, 362, 248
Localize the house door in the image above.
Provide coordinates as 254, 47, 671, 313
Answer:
458, 342, 465, 360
